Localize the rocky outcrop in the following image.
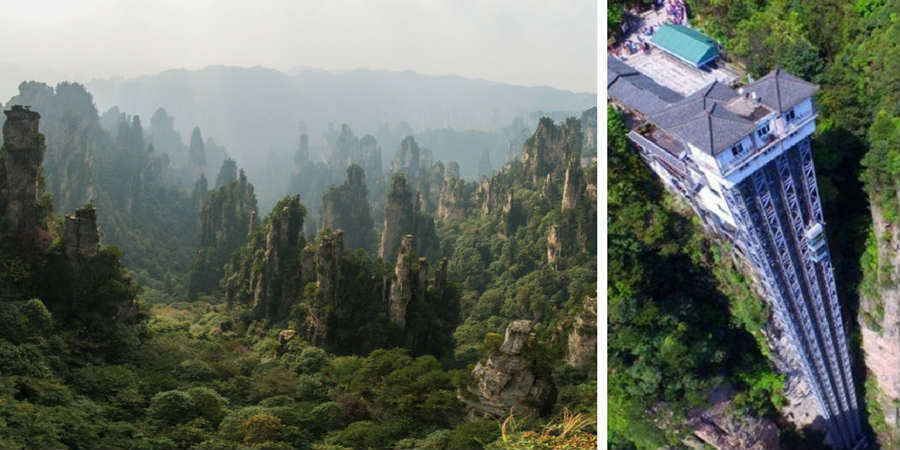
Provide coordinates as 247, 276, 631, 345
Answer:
392, 136, 423, 179
188, 165, 258, 298
437, 177, 471, 223
191, 174, 208, 212
561, 155, 583, 211
683, 386, 781, 450
540, 173, 556, 205
462, 320, 555, 418
215, 158, 237, 188
380, 174, 416, 262
222, 196, 458, 357
385, 235, 455, 351
586, 157, 597, 204
521, 117, 582, 180
188, 126, 207, 182
421, 162, 444, 214
328, 124, 359, 170
566, 296, 597, 369
2, 106, 46, 234
547, 222, 565, 268
0, 103, 136, 320
446, 161, 460, 181
478, 149, 492, 179
358, 134, 385, 202
316, 229, 343, 308
580, 107, 597, 157
62, 203, 100, 259
390, 135, 444, 214
250, 195, 306, 318
277, 329, 296, 357
320, 165, 375, 252
761, 296, 827, 434
389, 234, 415, 328
477, 173, 506, 217
379, 174, 439, 263
7, 83, 100, 216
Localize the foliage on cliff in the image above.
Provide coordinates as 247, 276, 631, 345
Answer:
188, 164, 257, 299
5, 82, 200, 296
320, 164, 377, 253
607, 106, 783, 449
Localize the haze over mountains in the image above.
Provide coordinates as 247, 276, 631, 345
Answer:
85, 65, 594, 166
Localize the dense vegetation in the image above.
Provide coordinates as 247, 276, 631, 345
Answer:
0, 94, 597, 449
607, 107, 786, 449
2, 82, 209, 297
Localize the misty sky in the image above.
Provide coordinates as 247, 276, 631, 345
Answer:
0, 0, 597, 101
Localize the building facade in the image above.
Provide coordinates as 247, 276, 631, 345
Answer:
609, 55, 865, 449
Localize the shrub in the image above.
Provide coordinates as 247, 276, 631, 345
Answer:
148, 390, 196, 426
481, 333, 504, 355
294, 346, 329, 374
179, 359, 219, 381
296, 374, 328, 401
187, 386, 229, 425
239, 411, 283, 445
447, 419, 500, 450
325, 420, 398, 450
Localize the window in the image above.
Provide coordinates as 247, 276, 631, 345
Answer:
757, 123, 770, 137
709, 186, 721, 197
785, 110, 796, 121
730, 142, 745, 157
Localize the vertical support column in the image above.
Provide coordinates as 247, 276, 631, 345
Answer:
749, 167, 850, 448
775, 152, 857, 440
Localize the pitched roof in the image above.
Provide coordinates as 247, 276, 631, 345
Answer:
648, 81, 756, 155
652, 24, 719, 66
746, 67, 819, 113
607, 55, 682, 116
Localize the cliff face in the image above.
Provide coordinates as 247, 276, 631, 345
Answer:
392, 136, 429, 179
320, 165, 376, 253
462, 320, 555, 418
329, 126, 384, 189
251, 195, 307, 319
379, 174, 439, 263
7, 83, 98, 216
566, 296, 597, 369
191, 174, 208, 213
223, 196, 320, 324
380, 174, 416, 262
521, 117, 583, 181
477, 173, 506, 217
389, 135, 444, 215
188, 126, 207, 183
62, 204, 100, 259
358, 134, 385, 204
580, 106, 597, 158
315, 230, 343, 310
1, 104, 136, 320
859, 205, 900, 445
223, 195, 458, 357
388, 234, 416, 329
561, 155, 583, 211
188, 164, 258, 298
421, 162, 444, 214
437, 177, 471, 223
215, 158, 237, 188
2, 106, 47, 235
